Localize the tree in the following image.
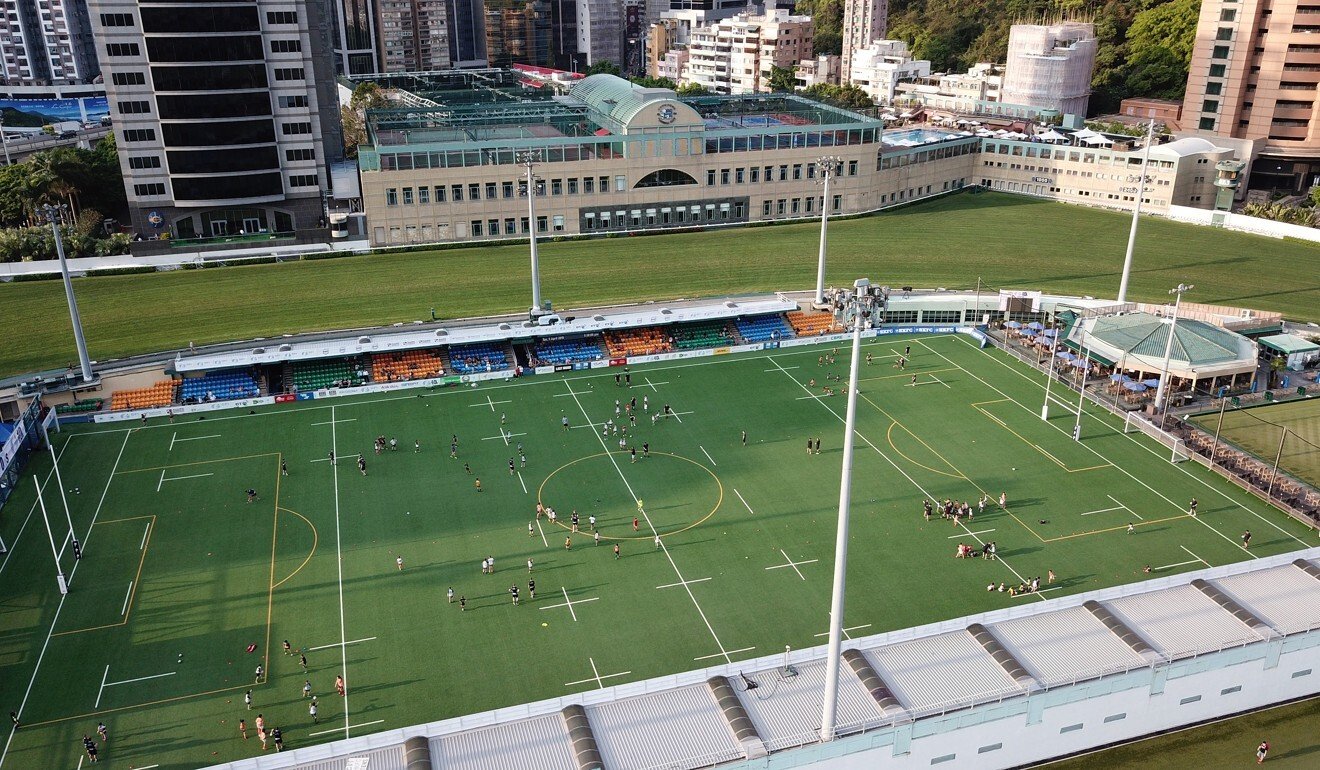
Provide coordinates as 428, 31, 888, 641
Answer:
349, 81, 388, 110
585, 60, 622, 76
676, 82, 710, 96
767, 66, 797, 92
341, 106, 365, 159
802, 83, 874, 110
631, 76, 678, 89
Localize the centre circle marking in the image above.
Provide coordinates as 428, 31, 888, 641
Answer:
536, 451, 723, 541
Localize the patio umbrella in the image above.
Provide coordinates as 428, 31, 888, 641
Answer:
1071, 358, 1088, 368
955, 118, 969, 125
1109, 373, 1125, 382
1142, 378, 1160, 388
1026, 321, 1044, 330
1123, 382, 1148, 392
1056, 351, 1077, 361
1005, 321, 1022, 328
1040, 328, 1058, 337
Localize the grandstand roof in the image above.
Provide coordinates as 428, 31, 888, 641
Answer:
208, 548, 1320, 770
1071, 312, 1257, 379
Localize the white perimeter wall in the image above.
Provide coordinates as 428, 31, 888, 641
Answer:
1166, 205, 1320, 244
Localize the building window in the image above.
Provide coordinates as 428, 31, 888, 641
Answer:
568, 178, 578, 194
1220, 9, 1236, 22
583, 177, 594, 193
289, 174, 317, 187
600, 176, 611, 192
386, 188, 398, 206
111, 71, 146, 86
133, 183, 166, 196
1060, 723, 1083, 734
552, 215, 565, 231
848, 160, 858, 176
706, 169, 716, 186
285, 148, 315, 161
791, 198, 800, 214
468, 183, 480, 199
487, 219, 498, 235
451, 184, 463, 201
281, 122, 311, 135
402, 187, 414, 204
762, 200, 771, 216
480, 182, 493, 199
735, 168, 745, 183
470, 220, 483, 237
1212, 45, 1230, 59
1210, 64, 1226, 77
127, 156, 161, 169
278, 95, 309, 108
270, 40, 303, 53
122, 128, 155, 142
832, 194, 842, 212
551, 179, 563, 195
1203, 99, 1220, 112
1216, 27, 1234, 41
1180, 695, 1202, 705
1206, 82, 1222, 95
1104, 713, 1127, 723
614, 175, 625, 191
118, 100, 150, 114
99, 12, 134, 26
267, 11, 298, 24
779, 164, 788, 181
776, 199, 785, 215
537, 215, 547, 232
274, 67, 305, 81
434, 185, 446, 202
978, 744, 1002, 754
792, 163, 802, 180
105, 43, 141, 57
418, 186, 430, 204
504, 218, 517, 235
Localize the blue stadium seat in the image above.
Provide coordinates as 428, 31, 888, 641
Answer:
449, 343, 511, 375
735, 314, 795, 343
179, 370, 260, 402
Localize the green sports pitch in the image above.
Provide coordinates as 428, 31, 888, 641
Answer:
1189, 398, 1320, 490
2, 332, 1315, 769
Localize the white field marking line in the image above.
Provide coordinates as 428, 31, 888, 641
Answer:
1153, 559, 1201, 572
308, 457, 333, 463
699, 445, 717, 466
516, 471, 528, 495
929, 374, 952, 389
161, 472, 214, 483
536, 519, 549, 547
642, 378, 669, 392
657, 577, 711, 590
539, 587, 601, 621
139, 520, 151, 550
132, 766, 160, 770
305, 636, 377, 653
329, 405, 351, 737
813, 624, 873, 640
310, 418, 356, 426
1012, 587, 1063, 599
481, 431, 526, 443
553, 389, 595, 398
733, 488, 755, 515
120, 581, 134, 616
695, 646, 756, 662
766, 355, 1042, 598
308, 720, 384, 738
77, 754, 83, 770
171, 434, 221, 443
795, 393, 829, 401
0, 437, 75, 579
94, 665, 109, 709
954, 335, 1310, 548
1080, 506, 1125, 516
1180, 545, 1212, 568
564, 658, 632, 689
470, 395, 511, 411
765, 549, 818, 580
169, 431, 176, 451
104, 670, 175, 688
765, 365, 799, 371
156, 469, 165, 493
78, 338, 934, 437
919, 339, 1262, 558
948, 529, 996, 539
564, 380, 733, 663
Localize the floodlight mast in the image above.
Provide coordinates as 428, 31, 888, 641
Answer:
814, 157, 841, 306
518, 151, 543, 313
41, 204, 93, 382
1117, 120, 1156, 304
1154, 283, 1194, 427
820, 277, 875, 741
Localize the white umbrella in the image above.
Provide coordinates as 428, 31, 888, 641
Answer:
955, 118, 969, 125
958, 130, 973, 136
900, 110, 914, 118
1037, 128, 1067, 142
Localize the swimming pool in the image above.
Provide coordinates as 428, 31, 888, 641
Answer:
882, 128, 962, 146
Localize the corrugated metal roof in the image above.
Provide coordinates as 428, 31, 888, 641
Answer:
431, 713, 577, 770
1087, 313, 1247, 366
290, 745, 404, 770
735, 659, 888, 752
990, 605, 1148, 685
1106, 583, 1263, 658
864, 630, 1023, 714
1213, 563, 1320, 635
589, 684, 742, 770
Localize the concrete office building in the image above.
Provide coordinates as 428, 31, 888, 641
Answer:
840, 0, 886, 83
848, 39, 928, 105
645, 18, 678, 77
895, 63, 1003, 114
89, 0, 343, 239
331, 0, 379, 73
576, 0, 621, 65
657, 46, 686, 79
794, 53, 839, 89
377, 0, 451, 71
684, 9, 812, 95
0, 0, 98, 85
1183, 0, 1320, 191
445, 0, 486, 66
485, 0, 554, 68
1000, 22, 1097, 118
657, 0, 747, 49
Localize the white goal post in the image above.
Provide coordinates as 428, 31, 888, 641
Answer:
1123, 412, 1191, 463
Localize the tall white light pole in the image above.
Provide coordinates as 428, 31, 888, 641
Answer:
1154, 283, 1193, 420
48, 441, 79, 558
35, 477, 68, 594
1073, 324, 1092, 441
1117, 120, 1156, 304
814, 156, 841, 306
517, 151, 543, 313
820, 277, 877, 742
42, 204, 93, 382
1041, 321, 1061, 420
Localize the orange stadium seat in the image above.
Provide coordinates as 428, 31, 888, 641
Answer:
786, 311, 841, 337
604, 327, 672, 358
371, 349, 445, 382
110, 379, 178, 412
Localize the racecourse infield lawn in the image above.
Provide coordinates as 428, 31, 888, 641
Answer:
3, 190, 1320, 378
1, 333, 1316, 769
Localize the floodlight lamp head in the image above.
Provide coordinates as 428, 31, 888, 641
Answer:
853, 278, 870, 291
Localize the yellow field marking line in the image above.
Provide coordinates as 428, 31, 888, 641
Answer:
970, 403, 1111, 473
262, 454, 280, 686
114, 452, 281, 474
858, 367, 959, 383
50, 515, 156, 637
20, 682, 254, 729
272, 506, 319, 589
882, 418, 965, 480
1040, 513, 1190, 542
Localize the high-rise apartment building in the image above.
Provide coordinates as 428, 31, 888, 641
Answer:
0, 0, 98, 84
645, 18, 677, 77
576, 0, 621, 66
684, 9, 811, 94
1183, 0, 1320, 191
446, 0, 486, 66
840, 0, 886, 83
847, 38, 928, 104
1000, 22, 1096, 117
331, 0, 378, 73
89, 0, 343, 239
377, 0, 451, 71
485, 0, 553, 67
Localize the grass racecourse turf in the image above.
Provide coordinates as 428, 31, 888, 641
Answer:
2, 333, 1317, 768
3, 190, 1320, 377
1189, 399, 1320, 490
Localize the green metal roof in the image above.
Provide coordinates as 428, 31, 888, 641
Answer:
1088, 313, 1246, 366
570, 74, 669, 131
1259, 333, 1320, 354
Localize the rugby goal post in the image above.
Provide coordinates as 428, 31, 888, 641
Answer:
1123, 412, 1191, 463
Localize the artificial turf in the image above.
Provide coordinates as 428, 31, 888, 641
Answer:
0, 333, 1314, 769
4, 190, 1320, 377
1189, 399, 1320, 489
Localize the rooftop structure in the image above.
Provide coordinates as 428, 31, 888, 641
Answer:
207, 548, 1320, 770
847, 39, 929, 105
1000, 21, 1097, 118
1067, 311, 1259, 388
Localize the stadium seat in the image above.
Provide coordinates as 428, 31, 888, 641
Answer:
671, 320, 734, 350
448, 342, 511, 375
786, 310, 841, 337
55, 398, 104, 414
532, 335, 605, 366
734, 314, 795, 343
110, 380, 178, 411
292, 360, 364, 392
603, 326, 671, 358
371, 349, 445, 382
179, 369, 260, 403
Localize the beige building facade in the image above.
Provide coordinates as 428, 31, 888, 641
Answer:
840, 0, 887, 84
683, 10, 812, 94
